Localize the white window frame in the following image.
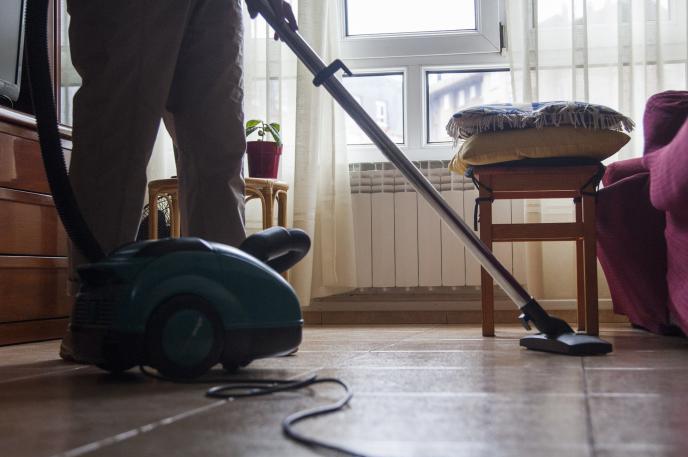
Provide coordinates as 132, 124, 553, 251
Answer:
340, 0, 508, 162
341, 0, 502, 59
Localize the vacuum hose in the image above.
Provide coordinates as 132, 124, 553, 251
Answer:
25, 0, 105, 263
240, 227, 311, 273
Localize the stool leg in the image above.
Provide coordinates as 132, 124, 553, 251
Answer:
149, 191, 159, 240
582, 192, 599, 336
575, 199, 585, 331
170, 193, 181, 238
263, 187, 274, 230
479, 190, 494, 337
277, 190, 287, 227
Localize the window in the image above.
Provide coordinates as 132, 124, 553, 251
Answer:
341, 0, 502, 60
426, 69, 511, 143
340, 0, 507, 162
59, 0, 79, 126
345, 0, 476, 36
342, 72, 404, 145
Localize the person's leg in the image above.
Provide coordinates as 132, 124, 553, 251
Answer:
67, 0, 199, 268
63, 0, 196, 359
166, 0, 246, 247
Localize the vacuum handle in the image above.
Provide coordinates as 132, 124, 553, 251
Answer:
240, 227, 311, 273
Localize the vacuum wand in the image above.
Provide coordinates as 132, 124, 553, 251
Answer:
251, 0, 612, 354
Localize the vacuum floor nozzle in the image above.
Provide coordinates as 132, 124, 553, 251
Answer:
520, 333, 613, 356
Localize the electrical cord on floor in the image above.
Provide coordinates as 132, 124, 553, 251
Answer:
139, 366, 374, 457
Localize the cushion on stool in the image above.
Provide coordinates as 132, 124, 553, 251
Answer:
447, 101, 635, 141
448, 126, 630, 174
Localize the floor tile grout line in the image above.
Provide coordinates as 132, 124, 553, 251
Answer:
373, 324, 455, 352
49, 400, 228, 457
581, 357, 597, 457
0, 365, 89, 385
47, 365, 320, 457
307, 325, 435, 373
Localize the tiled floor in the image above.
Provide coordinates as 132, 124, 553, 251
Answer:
1, 325, 687, 457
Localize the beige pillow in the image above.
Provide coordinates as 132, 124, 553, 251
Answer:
448, 126, 630, 174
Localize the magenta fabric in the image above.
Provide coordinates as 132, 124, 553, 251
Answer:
597, 90, 688, 335
642, 118, 688, 334
643, 91, 688, 155
602, 157, 646, 187
597, 173, 670, 333
643, 120, 688, 216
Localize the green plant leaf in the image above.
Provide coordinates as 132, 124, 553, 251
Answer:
245, 125, 260, 137
269, 122, 281, 133
246, 119, 262, 129
264, 123, 282, 145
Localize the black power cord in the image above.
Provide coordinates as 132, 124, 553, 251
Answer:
26, 0, 106, 263
139, 367, 375, 457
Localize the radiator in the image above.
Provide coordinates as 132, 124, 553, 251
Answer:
349, 161, 527, 289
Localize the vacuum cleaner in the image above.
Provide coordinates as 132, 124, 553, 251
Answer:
25, 0, 610, 384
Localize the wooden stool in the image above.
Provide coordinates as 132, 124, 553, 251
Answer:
471, 163, 603, 337
243, 178, 289, 230
147, 178, 181, 239
147, 177, 289, 239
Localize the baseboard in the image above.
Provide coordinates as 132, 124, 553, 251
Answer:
303, 309, 628, 326
0, 318, 69, 346
304, 287, 624, 325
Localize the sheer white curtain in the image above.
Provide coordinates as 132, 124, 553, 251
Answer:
508, 0, 688, 158
290, 0, 357, 305
506, 0, 688, 300
148, 0, 356, 306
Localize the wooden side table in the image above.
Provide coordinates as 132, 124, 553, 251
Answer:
147, 178, 181, 240
147, 177, 289, 239
243, 178, 289, 230
471, 163, 603, 337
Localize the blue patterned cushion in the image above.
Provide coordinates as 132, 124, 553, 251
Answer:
446, 101, 635, 142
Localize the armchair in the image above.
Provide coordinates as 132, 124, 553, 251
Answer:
597, 91, 688, 335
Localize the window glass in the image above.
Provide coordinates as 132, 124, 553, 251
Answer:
60, 0, 80, 126
342, 73, 404, 145
345, 0, 476, 36
426, 70, 511, 143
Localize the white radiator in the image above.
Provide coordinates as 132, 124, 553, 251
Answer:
349, 161, 527, 289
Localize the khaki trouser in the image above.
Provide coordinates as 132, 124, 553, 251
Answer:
67, 0, 246, 289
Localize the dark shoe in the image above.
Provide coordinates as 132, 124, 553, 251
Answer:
59, 326, 89, 364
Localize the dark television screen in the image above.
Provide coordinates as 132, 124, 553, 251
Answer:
0, 0, 26, 102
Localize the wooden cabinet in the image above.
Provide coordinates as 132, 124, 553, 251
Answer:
0, 109, 71, 345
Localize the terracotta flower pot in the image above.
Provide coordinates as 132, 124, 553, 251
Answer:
246, 141, 282, 179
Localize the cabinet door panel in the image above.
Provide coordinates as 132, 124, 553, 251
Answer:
0, 189, 68, 256
0, 256, 70, 323
0, 132, 51, 193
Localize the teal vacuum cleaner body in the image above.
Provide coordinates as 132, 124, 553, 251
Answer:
25, 0, 310, 379
72, 237, 304, 378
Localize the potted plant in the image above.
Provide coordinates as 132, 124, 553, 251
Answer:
245, 119, 282, 179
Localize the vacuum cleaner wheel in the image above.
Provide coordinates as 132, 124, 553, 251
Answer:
146, 295, 225, 379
